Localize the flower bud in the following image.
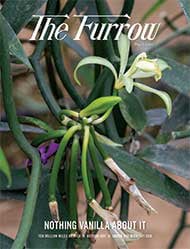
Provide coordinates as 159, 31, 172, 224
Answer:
80, 96, 121, 118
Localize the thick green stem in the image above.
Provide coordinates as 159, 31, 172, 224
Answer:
30, 0, 79, 121
49, 125, 81, 202
32, 130, 66, 147
95, 0, 116, 62
89, 135, 112, 208
51, 39, 85, 108
30, 58, 61, 121
18, 116, 53, 132
45, 46, 62, 100
0, 14, 41, 249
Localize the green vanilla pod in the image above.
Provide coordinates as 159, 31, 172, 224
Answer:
69, 135, 80, 235
79, 96, 121, 118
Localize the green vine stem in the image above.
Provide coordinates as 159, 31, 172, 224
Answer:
103, 76, 121, 143
89, 135, 112, 208
30, 0, 79, 121
69, 135, 80, 235
51, 39, 85, 108
168, 211, 188, 249
45, 45, 62, 100
87, 69, 110, 104
95, 0, 116, 62
32, 130, 66, 147
30, 51, 61, 121
18, 116, 53, 132
0, 15, 41, 249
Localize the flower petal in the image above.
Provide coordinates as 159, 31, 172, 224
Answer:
118, 33, 130, 75
74, 56, 118, 85
134, 82, 172, 116
123, 76, 134, 93
124, 52, 147, 78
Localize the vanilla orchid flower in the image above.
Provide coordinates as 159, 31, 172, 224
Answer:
89, 199, 143, 249
74, 33, 172, 116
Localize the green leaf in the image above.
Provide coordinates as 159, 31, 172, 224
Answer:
27, 175, 68, 249
0, 13, 31, 68
178, 0, 190, 23
80, 96, 121, 118
74, 56, 118, 85
138, 144, 190, 180
0, 168, 28, 191
1, 0, 47, 33
118, 89, 147, 131
118, 33, 130, 75
0, 148, 11, 187
103, 144, 190, 210
142, 0, 167, 21
134, 82, 172, 116
161, 94, 190, 133
155, 56, 190, 96
0, 233, 13, 249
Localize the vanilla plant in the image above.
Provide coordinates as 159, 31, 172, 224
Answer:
29, 96, 156, 244
18, 95, 155, 247
74, 33, 172, 116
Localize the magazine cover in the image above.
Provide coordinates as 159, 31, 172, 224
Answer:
0, 0, 190, 248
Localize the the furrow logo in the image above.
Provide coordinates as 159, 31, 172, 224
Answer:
30, 14, 161, 41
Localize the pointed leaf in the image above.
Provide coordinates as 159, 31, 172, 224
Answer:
74, 56, 118, 85
134, 82, 172, 116
103, 144, 190, 211
2, 0, 48, 33
0, 148, 12, 187
119, 89, 147, 131
118, 33, 130, 75
0, 13, 31, 68
138, 144, 190, 179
